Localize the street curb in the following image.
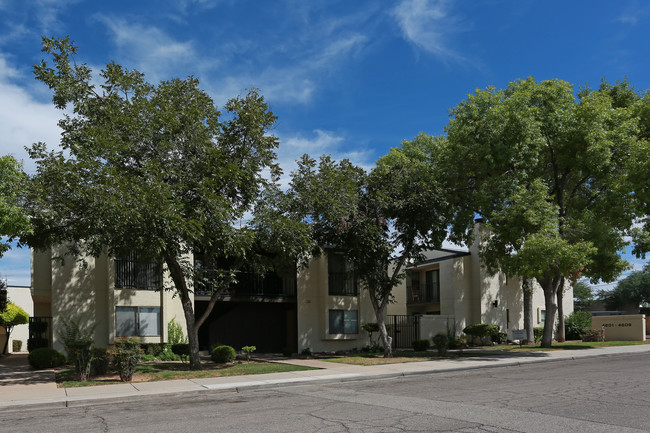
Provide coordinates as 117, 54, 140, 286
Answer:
2, 348, 648, 412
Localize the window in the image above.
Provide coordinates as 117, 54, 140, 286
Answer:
328, 253, 357, 296
115, 252, 162, 290
116, 306, 161, 337
425, 269, 440, 302
328, 310, 358, 334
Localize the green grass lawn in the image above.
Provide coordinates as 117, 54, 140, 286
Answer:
57, 361, 317, 388
486, 340, 650, 351
324, 341, 650, 365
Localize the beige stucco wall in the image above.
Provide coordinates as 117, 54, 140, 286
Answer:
296, 254, 373, 353
34, 247, 190, 354
5, 287, 33, 352
592, 314, 646, 341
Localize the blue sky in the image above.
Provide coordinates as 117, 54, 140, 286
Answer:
0, 0, 648, 288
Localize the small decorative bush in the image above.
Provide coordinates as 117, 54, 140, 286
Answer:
582, 329, 605, 342
241, 345, 256, 362
111, 337, 141, 382
301, 347, 312, 357
167, 317, 187, 345
27, 337, 48, 352
91, 347, 110, 375
412, 339, 430, 352
463, 324, 500, 345
564, 311, 592, 340
12, 339, 22, 352
211, 345, 236, 363
533, 327, 544, 343
28, 347, 66, 369
492, 332, 508, 344
171, 343, 190, 357
432, 332, 449, 356
58, 318, 95, 381
362, 343, 383, 353
142, 343, 167, 357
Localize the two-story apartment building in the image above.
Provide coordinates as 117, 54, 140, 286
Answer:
30, 230, 568, 354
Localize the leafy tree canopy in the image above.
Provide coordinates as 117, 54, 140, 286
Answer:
288, 134, 456, 356
24, 36, 310, 369
0, 156, 31, 257
441, 77, 642, 347
598, 263, 650, 310
573, 280, 595, 311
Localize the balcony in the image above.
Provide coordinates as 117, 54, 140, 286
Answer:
407, 283, 440, 305
195, 270, 296, 301
328, 272, 358, 296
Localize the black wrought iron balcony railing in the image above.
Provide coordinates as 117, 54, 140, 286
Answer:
194, 270, 297, 298
407, 283, 440, 304
328, 272, 358, 296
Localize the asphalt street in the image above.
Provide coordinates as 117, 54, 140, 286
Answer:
2, 352, 649, 433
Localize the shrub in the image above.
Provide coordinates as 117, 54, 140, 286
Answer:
362, 343, 383, 353
142, 343, 167, 357
111, 337, 141, 382
533, 327, 544, 343
167, 317, 187, 345
211, 345, 236, 363
492, 332, 508, 344
564, 311, 592, 340
462, 324, 500, 337
12, 339, 22, 352
91, 347, 110, 375
463, 324, 500, 345
432, 332, 449, 356
27, 337, 48, 352
58, 318, 95, 381
412, 339, 430, 352
301, 347, 312, 357
158, 348, 182, 361
171, 343, 190, 357
28, 347, 65, 369
241, 345, 256, 362
582, 329, 604, 342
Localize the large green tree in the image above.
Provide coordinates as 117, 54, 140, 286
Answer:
598, 263, 650, 310
289, 134, 455, 357
0, 155, 31, 258
443, 77, 640, 347
24, 37, 309, 369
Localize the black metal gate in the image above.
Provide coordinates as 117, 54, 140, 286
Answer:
387, 315, 420, 349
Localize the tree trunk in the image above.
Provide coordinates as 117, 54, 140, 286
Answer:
522, 278, 534, 344
368, 285, 392, 357
556, 278, 566, 342
165, 255, 202, 370
1, 326, 12, 355
539, 274, 561, 348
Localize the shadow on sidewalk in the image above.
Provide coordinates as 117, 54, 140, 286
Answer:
0, 353, 57, 386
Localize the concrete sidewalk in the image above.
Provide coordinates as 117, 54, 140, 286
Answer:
2, 344, 649, 411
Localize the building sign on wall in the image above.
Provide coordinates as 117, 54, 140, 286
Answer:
591, 315, 646, 342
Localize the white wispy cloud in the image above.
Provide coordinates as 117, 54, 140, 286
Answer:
275, 129, 375, 188
0, 54, 62, 172
392, 0, 466, 61
617, 2, 649, 25
95, 15, 209, 82
0, 245, 31, 286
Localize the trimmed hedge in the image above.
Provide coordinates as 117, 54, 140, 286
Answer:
211, 345, 236, 363
28, 347, 66, 369
412, 339, 430, 351
462, 324, 500, 337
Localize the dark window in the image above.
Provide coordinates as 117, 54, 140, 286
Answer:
116, 306, 161, 337
115, 252, 162, 290
328, 254, 357, 296
425, 270, 440, 302
328, 310, 358, 334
